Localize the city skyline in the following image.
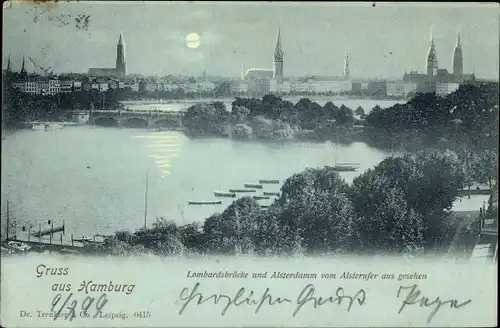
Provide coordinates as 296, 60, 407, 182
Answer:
2, 2, 499, 80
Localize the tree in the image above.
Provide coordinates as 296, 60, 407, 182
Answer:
232, 124, 252, 140
468, 149, 498, 189
275, 167, 356, 254
230, 105, 250, 124
349, 171, 424, 253
355, 106, 365, 117
203, 197, 261, 254
351, 150, 466, 252
133, 218, 184, 255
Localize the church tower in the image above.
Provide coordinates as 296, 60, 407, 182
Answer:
426, 28, 438, 81
343, 52, 350, 80
116, 32, 127, 79
20, 55, 27, 78
453, 31, 463, 81
6, 53, 11, 72
273, 21, 284, 83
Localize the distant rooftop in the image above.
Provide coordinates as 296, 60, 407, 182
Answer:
244, 68, 274, 80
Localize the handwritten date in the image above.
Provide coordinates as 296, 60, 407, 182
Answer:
51, 293, 108, 321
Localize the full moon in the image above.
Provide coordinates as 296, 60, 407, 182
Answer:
186, 33, 201, 49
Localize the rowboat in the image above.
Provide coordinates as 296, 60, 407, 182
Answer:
244, 183, 262, 189
229, 189, 256, 193
253, 196, 270, 200
188, 200, 222, 205
332, 164, 358, 172
214, 191, 236, 198
259, 179, 280, 184
263, 192, 280, 196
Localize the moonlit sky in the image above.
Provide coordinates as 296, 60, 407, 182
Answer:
2, 1, 499, 79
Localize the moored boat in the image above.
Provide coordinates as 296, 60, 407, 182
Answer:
332, 164, 358, 172
244, 183, 263, 189
214, 191, 236, 198
48, 123, 64, 130
229, 189, 256, 193
263, 192, 280, 196
259, 179, 280, 184
32, 124, 46, 131
188, 200, 222, 205
253, 196, 270, 200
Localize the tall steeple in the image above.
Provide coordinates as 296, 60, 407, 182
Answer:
20, 55, 27, 78
116, 31, 127, 79
426, 26, 438, 81
6, 53, 11, 72
453, 31, 463, 81
343, 52, 350, 80
241, 63, 246, 80
273, 19, 284, 83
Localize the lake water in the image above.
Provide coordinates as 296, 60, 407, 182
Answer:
1, 98, 487, 239
121, 97, 404, 113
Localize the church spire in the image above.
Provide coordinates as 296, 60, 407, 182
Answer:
6, 53, 11, 71
426, 25, 438, 81
273, 18, 284, 83
116, 31, 127, 78
343, 52, 350, 80
274, 19, 283, 61
118, 31, 124, 46
453, 30, 463, 79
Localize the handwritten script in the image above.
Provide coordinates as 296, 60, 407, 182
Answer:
397, 284, 472, 323
178, 282, 366, 316
51, 293, 108, 321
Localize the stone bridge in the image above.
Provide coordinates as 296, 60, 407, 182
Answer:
90, 110, 184, 129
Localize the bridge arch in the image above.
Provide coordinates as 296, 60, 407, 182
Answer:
94, 116, 119, 127
154, 118, 182, 130
123, 117, 149, 128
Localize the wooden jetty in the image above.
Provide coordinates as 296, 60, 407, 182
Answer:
30, 222, 65, 237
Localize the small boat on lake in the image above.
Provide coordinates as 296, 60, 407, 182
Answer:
260, 205, 270, 209
332, 164, 359, 172
188, 200, 222, 205
263, 192, 280, 196
229, 189, 256, 193
259, 179, 280, 184
214, 191, 236, 198
32, 123, 64, 131
331, 129, 359, 172
245, 183, 263, 189
253, 196, 270, 200
48, 123, 64, 130
32, 124, 46, 131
